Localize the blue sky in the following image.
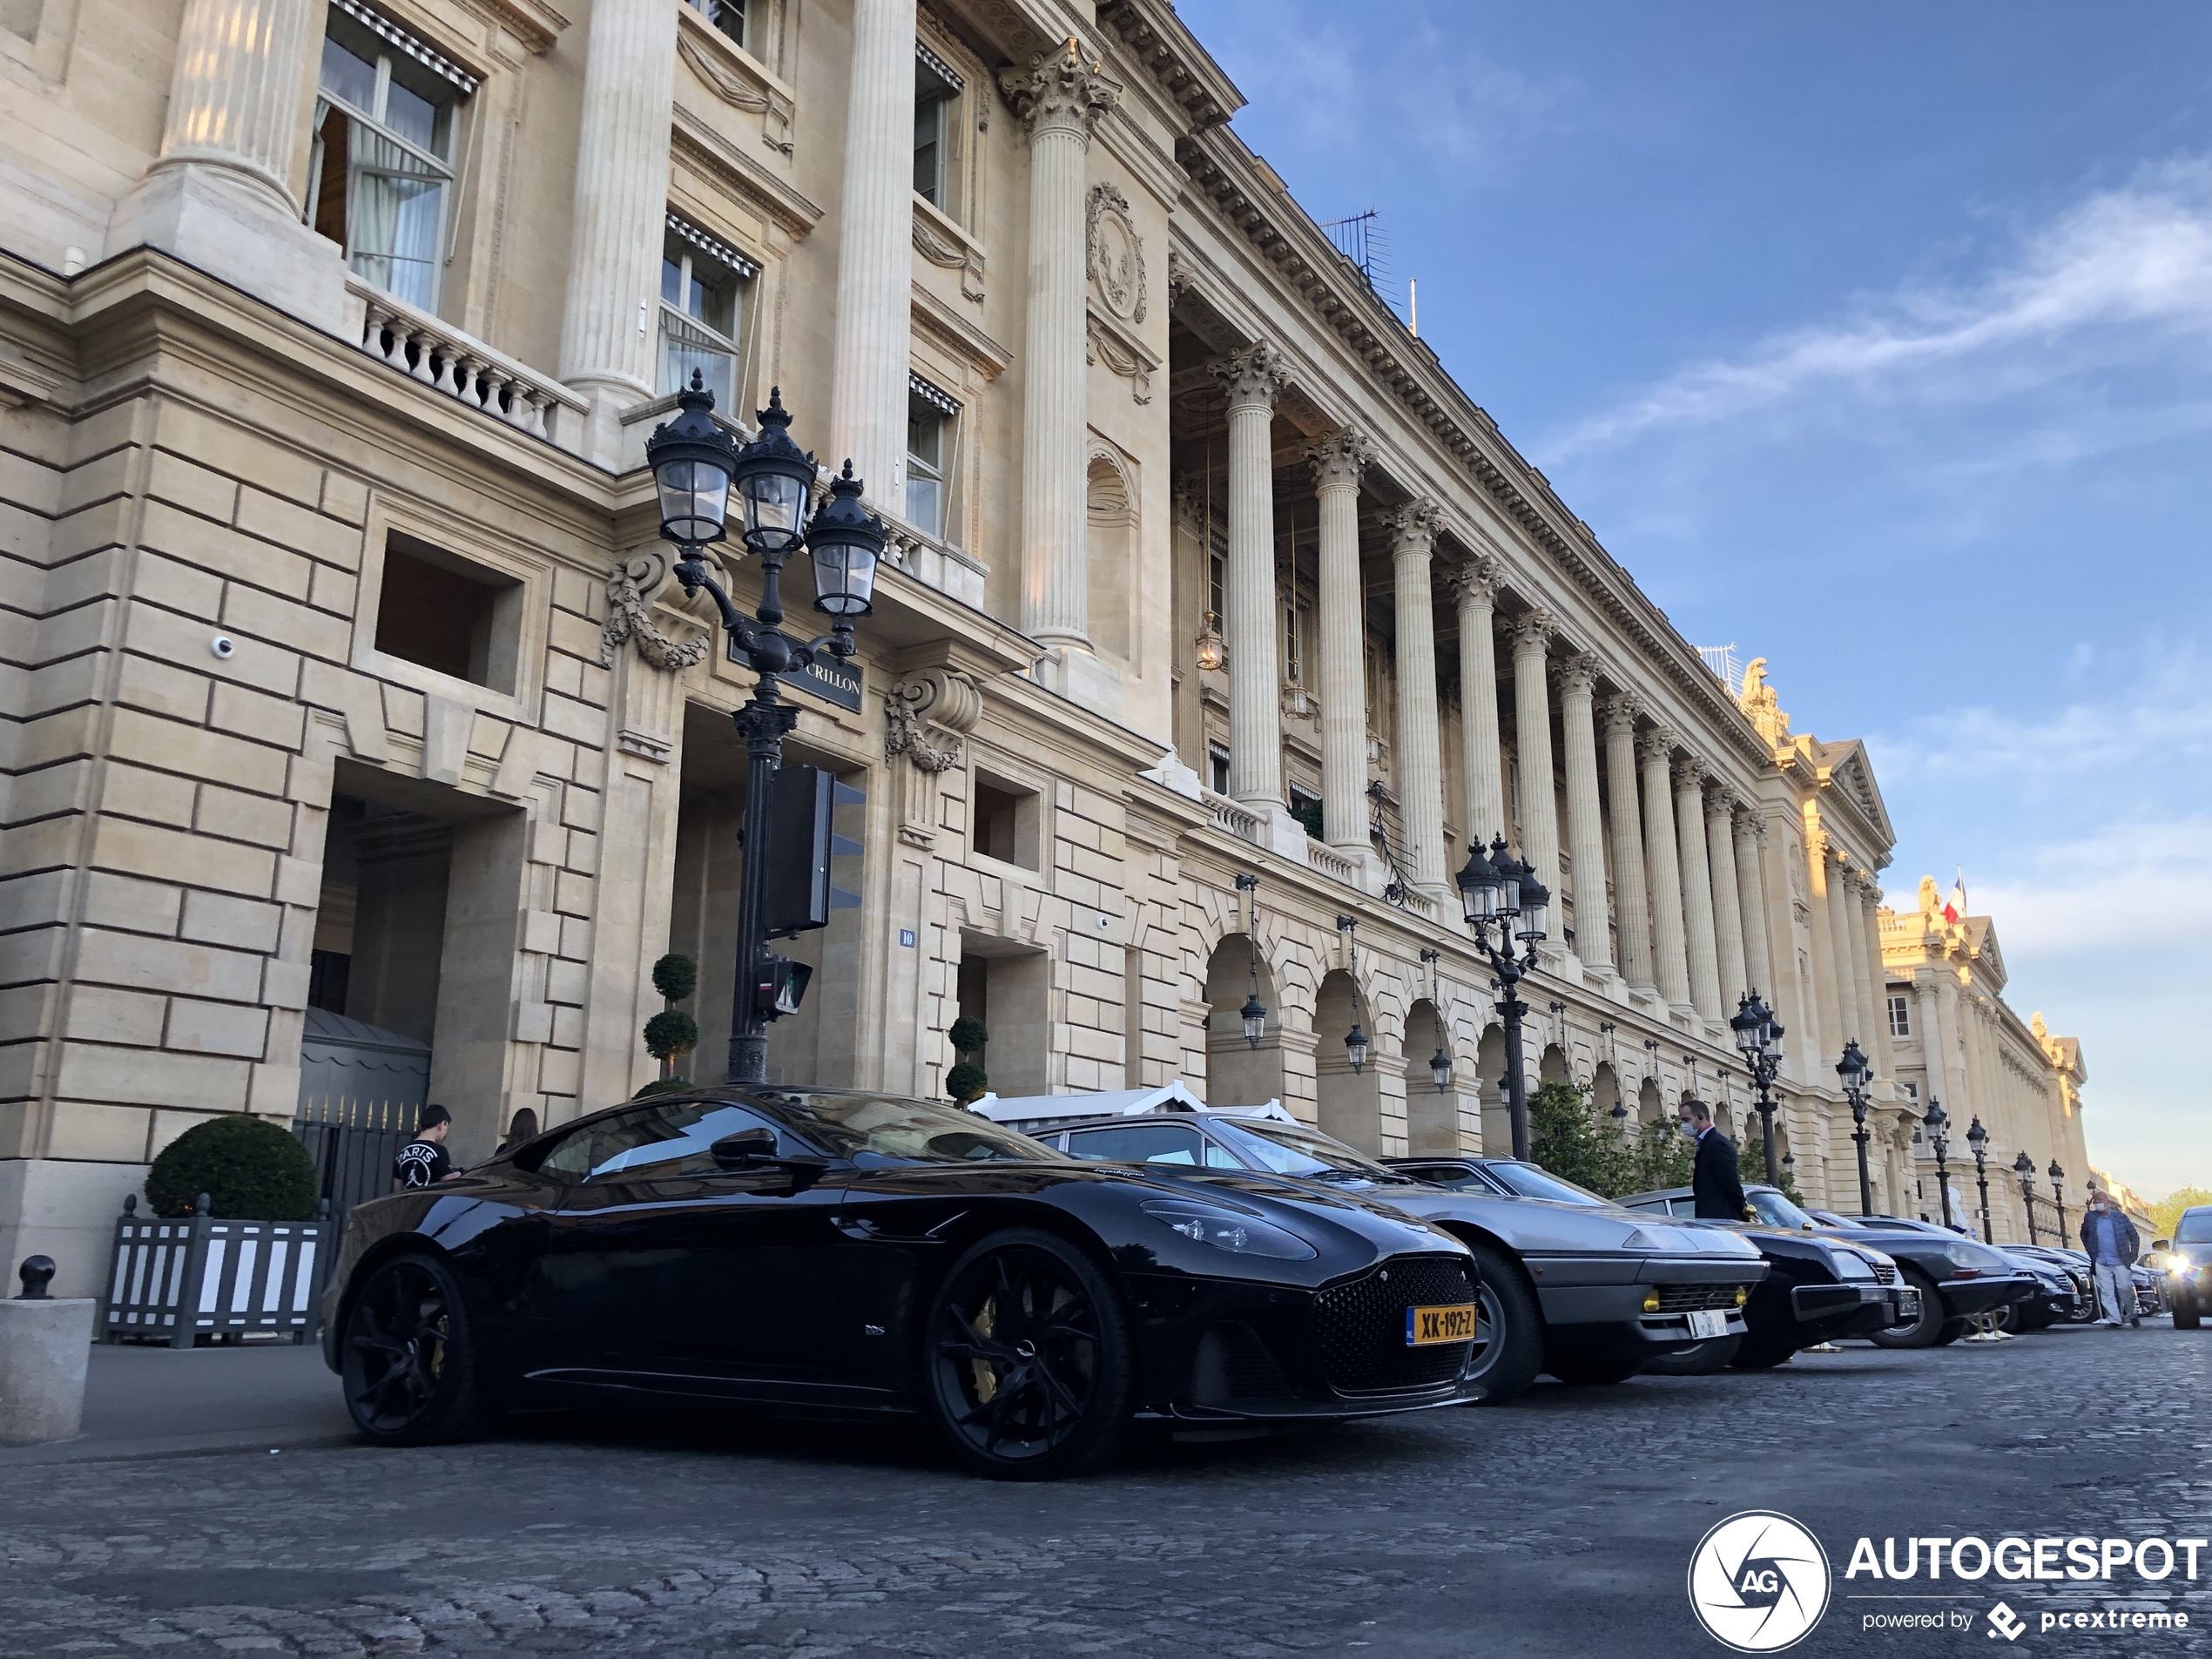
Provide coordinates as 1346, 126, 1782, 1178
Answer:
1179, 0, 2212, 1201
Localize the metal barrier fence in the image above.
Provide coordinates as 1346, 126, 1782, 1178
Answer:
293, 1094, 415, 1223
104, 1196, 330, 1347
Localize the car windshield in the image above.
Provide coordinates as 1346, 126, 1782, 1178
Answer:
1746, 1189, 1819, 1229
2177, 1212, 2212, 1243
1486, 1163, 1608, 1205
756, 1091, 1061, 1163
1208, 1118, 1414, 1184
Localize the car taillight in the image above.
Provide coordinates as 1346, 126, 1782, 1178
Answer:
1951, 1267, 1982, 1278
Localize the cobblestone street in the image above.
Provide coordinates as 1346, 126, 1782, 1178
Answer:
2, 1325, 2206, 1657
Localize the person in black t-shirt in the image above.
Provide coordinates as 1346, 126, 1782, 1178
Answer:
393, 1103, 463, 1191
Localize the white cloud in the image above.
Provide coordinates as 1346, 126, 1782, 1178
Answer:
1552, 157, 2212, 455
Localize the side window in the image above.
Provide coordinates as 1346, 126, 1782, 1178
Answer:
906, 378, 959, 537
1615, 1196, 1669, 1215
533, 1100, 785, 1183
1065, 1123, 1203, 1166
913, 44, 962, 211
309, 7, 469, 311
659, 215, 757, 408
1203, 1138, 1242, 1170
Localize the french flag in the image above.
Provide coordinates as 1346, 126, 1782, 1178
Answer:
1942, 867, 1967, 926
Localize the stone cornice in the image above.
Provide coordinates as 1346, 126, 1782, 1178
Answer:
670, 109, 824, 239
1175, 125, 1773, 774
1093, 0, 1243, 134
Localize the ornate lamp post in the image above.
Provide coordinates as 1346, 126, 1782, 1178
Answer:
1967, 1116, 1993, 1243
1336, 915, 1370, 1075
1836, 1039, 1874, 1216
646, 377, 884, 1082
1234, 873, 1267, 1048
2048, 1161, 2067, 1249
1421, 949, 1452, 1091
1456, 834, 1548, 1159
1924, 1101, 1954, 1229
2014, 1150, 2040, 1244
1730, 990, 1784, 1184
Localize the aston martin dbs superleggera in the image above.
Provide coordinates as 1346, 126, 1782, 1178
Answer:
322, 1087, 1485, 1478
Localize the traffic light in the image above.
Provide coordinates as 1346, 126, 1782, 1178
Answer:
760, 765, 863, 937
754, 956, 813, 1021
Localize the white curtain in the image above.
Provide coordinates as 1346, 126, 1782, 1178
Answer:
347, 122, 446, 310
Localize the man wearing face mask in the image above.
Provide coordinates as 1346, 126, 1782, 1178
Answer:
2079, 1186, 2141, 1328
1677, 1098, 1748, 1221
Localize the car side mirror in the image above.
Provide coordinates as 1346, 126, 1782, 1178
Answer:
711, 1128, 778, 1168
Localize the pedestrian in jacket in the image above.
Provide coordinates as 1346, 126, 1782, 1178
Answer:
1678, 1099, 1748, 1221
2079, 1187, 2141, 1328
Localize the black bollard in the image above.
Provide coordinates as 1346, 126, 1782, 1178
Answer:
17, 1256, 55, 1299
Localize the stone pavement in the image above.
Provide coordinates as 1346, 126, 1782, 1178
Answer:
0, 1324, 2204, 1656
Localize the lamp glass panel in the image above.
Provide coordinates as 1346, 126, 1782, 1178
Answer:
658, 459, 729, 544
810, 539, 877, 616
740, 471, 806, 549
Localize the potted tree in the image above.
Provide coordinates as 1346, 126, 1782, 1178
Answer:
638, 953, 700, 1099
946, 1015, 988, 1107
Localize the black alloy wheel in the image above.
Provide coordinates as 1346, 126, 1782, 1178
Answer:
924, 1227, 1134, 1480
341, 1253, 488, 1447
1867, 1267, 1947, 1349
1646, 1333, 1744, 1376
1728, 1336, 1799, 1370
1542, 1351, 1643, 1386
1456, 1240, 1543, 1405
2175, 1291, 2202, 1331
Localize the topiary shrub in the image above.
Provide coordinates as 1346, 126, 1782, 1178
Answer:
651, 953, 698, 1005
644, 1009, 700, 1067
945, 1062, 988, 1105
145, 1114, 319, 1220
947, 1015, 988, 1057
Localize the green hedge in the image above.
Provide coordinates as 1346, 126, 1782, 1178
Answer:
145, 1115, 320, 1220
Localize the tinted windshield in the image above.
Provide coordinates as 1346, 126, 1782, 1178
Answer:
1486, 1163, 1608, 1205
758, 1091, 1060, 1163
1209, 1118, 1413, 1184
1747, 1189, 1818, 1229
2177, 1211, 2212, 1243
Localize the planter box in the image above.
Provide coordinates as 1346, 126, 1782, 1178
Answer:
103, 1196, 332, 1348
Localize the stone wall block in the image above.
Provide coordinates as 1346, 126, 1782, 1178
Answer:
139, 500, 312, 602
210, 680, 307, 750
540, 691, 604, 748
273, 856, 320, 907
381, 682, 427, 739
146, 450, 240, 523
179, 890, 282, 953
57, 1043, 250, 1113
97, 764, 196, 829
522, 908, 563, 955
126, 602, 300, 698
421, 693, 472, 786
78, 873, 182, 936
91, 817, 274, 900
319, 472, 368, 529
109, 708, 287, 795
223, 586, 350, 665
164, 997, 270, 1058
261, 957, 310, 1010
192, 783, 293, 848
308, 565, 358, 616
56, 448, 135, 517
49, 499, 128, 564
235, 488, 360, 568
513, 1001, 554, 1043
154, 407, 322, 509
64, 987, 168, 1047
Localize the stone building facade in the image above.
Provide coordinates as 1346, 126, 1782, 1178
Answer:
0, 0, 2097, 1291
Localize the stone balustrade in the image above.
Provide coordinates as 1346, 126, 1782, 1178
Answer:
1202, 789, 1261, 846
352, 280, 588, 448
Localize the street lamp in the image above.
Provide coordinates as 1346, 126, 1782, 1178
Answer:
1836, 1038, 1874, 1216
2013, 1150, 2040, 1244
2048, 1160, 2067, 1249
1966, 1116, 1993, 1243
1924, 1100, 1954, 1229
1457, 834, 1548, 1159
1421, 949, 1452, 1091
1338, 915, 1370, 1075
1235, 873, 1266, 1049
647, 378, 884, 1082
1730, 989, 1784, 1184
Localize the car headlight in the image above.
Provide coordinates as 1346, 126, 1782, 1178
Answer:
1943, 1242, 1993, 1274
1622, 1227, 1684, 1252
1139, 1200, 1318, 1261
1831, 1249, 1876, 1280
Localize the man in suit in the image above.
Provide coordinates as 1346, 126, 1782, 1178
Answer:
1678, 1098, 1748, 1220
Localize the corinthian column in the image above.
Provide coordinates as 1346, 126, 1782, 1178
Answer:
1640, 727, 1692, 1009
1601, 695, 1654, 988
1507, 610, 1561, 894
1308, 428, 1374, 854
1212, 343, 1290, 812
1675, 759, 1723, 1020
1386, 500, 1449, 897
107, 0, 348, 328
1915, 969, 1961, 1114
1860, 884, 1897, 1083
1825, 849, 1863, 1044
1733, 808, 1774, 999
1443, 558, 1506, 848
832, 0, 925, 511
1707, 790, 1748, 1006
1840, 867, 1879, 1061
1555, 653, 1612, 973
1003, 48, 1120, 649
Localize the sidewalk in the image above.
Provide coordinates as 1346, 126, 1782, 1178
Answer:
0, 1339, 355, 1468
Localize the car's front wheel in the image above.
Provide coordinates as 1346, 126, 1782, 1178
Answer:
1645, 1334, 1743, 1376
1457, 1240, 1543, 1405
1543, 1352, 1643, 1386
2172, 1291, 2201, 1331
340, 1253, 489, 1447
924, 1227, 1134, 1480
1868, 1267, 1947, 1349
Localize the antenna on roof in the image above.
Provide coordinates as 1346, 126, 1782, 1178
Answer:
1318, 208, 1403, 324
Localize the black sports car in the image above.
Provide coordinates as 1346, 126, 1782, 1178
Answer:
321, 1087, 1485, 1479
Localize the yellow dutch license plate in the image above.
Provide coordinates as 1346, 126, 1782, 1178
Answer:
1406, 1304, 1478, 1345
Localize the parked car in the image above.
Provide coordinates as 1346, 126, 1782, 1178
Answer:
2152, 1205, 2211, 1329
994, 1108, 1767, 1402
1991, 1251, 2085, 1331
1602, 1179, 1914, 1369
1779, 1210, 2037, 1345
323, 1088, 1488, 1480
1986, 1243, 2095, 1325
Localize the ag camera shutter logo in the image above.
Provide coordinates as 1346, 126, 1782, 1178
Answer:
1687, 1511, 1831, 1652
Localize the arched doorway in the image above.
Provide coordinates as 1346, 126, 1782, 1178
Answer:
1637, 1074, 1664, 1126
1204, 934, 1281, 1107
1479, 1022, 1509, 1154
1402, 997, 1459, 1156
1314, 968, 1379, 1151
1591, 1062, 1622, 1144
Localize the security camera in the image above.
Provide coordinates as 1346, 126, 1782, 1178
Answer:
209, 635, 235, 659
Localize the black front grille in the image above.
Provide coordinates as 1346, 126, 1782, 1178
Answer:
1650, 1283, 1749, 1314
1313, 1254, 1475, 1396
1191, 1320, 1295, 1403
1871, 1262, 1898, 1285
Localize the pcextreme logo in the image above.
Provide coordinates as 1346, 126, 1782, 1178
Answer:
1688, 1510, 1833, 1653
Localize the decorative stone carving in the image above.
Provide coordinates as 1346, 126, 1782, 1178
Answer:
601, 553, 710, 671
1507, 607, 1555, 657
677, 21, 797, 153
1636, 724, 1678, 766
999, 39, 1120, 139
1167, 246, 1195, 307
1439, 555, 1501, 610
1599, 691, 1642, 735
1305, 426, 1374, 492
886, 665, 983, 772
1555, 651, 1603, 699
1086, 182, 1147, 323
1084, 311, 1157, 403
913, 213, 987, 302
1211, 340, 1288, 409
1384, 497, 1444, 552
